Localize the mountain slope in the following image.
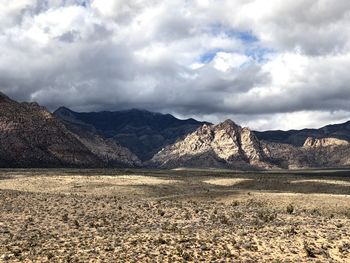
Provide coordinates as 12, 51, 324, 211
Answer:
62, 121, 141, 167
255, 121, 350, 146
0, 93, 99, 167
263, 137, 350, 169
0, 93, 139, 167
150, 120, 274, 169
54, 107, 208, 161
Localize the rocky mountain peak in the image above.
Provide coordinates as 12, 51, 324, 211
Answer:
151, 120, 272, 169
0, 92, 13, 104
54, 107, 84, 125
215, 119, 241, 131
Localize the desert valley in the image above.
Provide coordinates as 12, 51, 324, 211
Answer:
1, 169, 350, 262
1, 93, 350, 262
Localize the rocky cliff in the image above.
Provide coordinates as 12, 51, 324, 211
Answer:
150, 120, 274, 169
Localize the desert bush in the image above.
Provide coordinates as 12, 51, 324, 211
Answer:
343, 210, 350, 218
182, 252, 193, 261
184, 211, 192, 220
339, 243, 350, 253
303, 242, 316, 258
73, 219, 80, 228
62, 213, 69, 222
47, 252, 54, 260
257, 210, 277, 223
155, 236, 168, 245
284, 226, 297, 235
218, 214, 231, 225
286, 204, 294, 214
310, 208, 321, 216
231, 200, 239, 207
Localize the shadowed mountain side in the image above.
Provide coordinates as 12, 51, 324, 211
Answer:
54, 107, 209, 161
67, 126, 141, 167
0, 93, 140, 168
148, 151, 254, 170
0, 93, 98, 167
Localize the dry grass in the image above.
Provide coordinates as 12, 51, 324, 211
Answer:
203, 178, 253, 186
1, 168, 350, 262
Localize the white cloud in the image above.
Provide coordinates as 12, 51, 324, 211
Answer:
213, 52, 250, 72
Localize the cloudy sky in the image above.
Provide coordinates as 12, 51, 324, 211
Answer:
2, 0, 350, 130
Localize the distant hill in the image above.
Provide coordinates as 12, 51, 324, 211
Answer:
54, 107, 208, 161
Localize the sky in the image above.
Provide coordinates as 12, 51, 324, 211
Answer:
2, 0, 350, 130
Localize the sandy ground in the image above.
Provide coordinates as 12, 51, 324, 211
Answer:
1, 168, 350, 262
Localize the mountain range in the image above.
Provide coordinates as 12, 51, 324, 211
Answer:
2, 92, 350, 169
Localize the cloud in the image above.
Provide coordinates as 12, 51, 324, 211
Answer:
213, 52, 250, 72
1, 0, 350, 130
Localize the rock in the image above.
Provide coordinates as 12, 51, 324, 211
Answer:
303, 137, 349, 148
150, 120, 274, 169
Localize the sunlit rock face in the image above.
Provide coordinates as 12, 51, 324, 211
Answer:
303, 137, 349, 148
151, 120, 273, 169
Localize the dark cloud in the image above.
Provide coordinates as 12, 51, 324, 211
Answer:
1, 0, 350, 130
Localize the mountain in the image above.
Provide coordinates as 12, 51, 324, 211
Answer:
254, 121, 350, 146
54, 107, 208, 161
0, 93, 139, 168
264, 137, 350, 169
150, 120, 275, 169
253, 122, 350, 169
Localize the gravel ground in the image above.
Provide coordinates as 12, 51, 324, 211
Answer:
1, 169, 350, 262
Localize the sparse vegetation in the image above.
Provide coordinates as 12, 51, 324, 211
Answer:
1, 168, 350, 262
286, 203, 294, 214
304, 241, 316, 258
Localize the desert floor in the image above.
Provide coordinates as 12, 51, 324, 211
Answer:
1, 168, 350, 262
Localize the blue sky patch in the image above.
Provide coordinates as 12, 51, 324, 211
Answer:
200, 49, 223, 63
